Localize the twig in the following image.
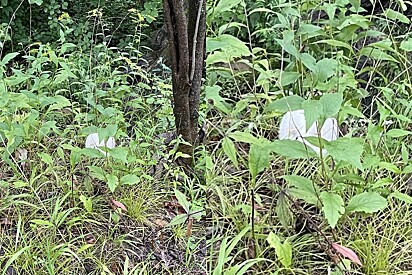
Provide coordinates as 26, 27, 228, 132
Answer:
190, 0, 204, 83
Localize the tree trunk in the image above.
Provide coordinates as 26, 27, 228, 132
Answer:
163, 0, 206, 167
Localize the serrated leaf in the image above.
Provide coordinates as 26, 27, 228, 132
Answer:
324, 137, 364, 171
320, 192, 344, 228
222, 137, 238, 168
346, 192, 387, 213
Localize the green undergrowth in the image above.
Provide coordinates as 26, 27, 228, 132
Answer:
206, 0, 412, 274
0, 41, 206, 274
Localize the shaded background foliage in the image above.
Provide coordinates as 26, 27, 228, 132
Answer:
0, 0, 163, 52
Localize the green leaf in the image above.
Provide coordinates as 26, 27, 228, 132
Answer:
120, 174, 140, 185
168, 214, 187, 226
206, 34, 251, 56
228, 131, 258, 144
265, 95, 304, 113
249, 139, 272, 182
109, 147, 129, 163
300, 53, 317, 72
302, 99, 323, 130
389, 191, 412, 204
266, 232, 292, 268
37, 152, 53, 165
276, 192, 293, 229
206, 85, 231, 114
28, 0, 43, 5
213, 0, 242, 16
282, 175, 320, 205
384, 8, 410, 23
346, 192, 387, 213
174, 189, 191, 213
272, 140, 318, 159
386, 129, 412, 138
316, 58, 338, 82
107, 174, 119, 193
324, 138, 364, 171
1, 52, 19, 65
400, 38, 412, 52
320, 93, 343, 118
313, 40, 354, 54
222, 137, 238, 168
320, 192, 344, 228
359, 47, 398, 63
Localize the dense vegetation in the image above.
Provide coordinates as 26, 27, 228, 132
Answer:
2, 0, 412, 274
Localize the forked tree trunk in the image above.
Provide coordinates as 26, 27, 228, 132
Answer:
163, 0, 206, 167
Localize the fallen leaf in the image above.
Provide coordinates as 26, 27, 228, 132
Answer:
332, 243, 362, 266
153, 219, 168, 228
111, 199, 127, 211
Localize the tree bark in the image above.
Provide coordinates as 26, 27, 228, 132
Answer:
163, 0, 206, 167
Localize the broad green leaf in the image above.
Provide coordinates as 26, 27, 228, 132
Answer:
109, 147, 129, 163
174, 189, 190, 213
37, 152, 53, 165
169, 214, 187, 226
389, 191, 412, 204
282, 175, 319, 205
300, 53, 317, 72
320, 192, 344, 228
378, 161, 401, 174
386, 129, 412, 138
302, 99, 323, 131
280, 71, 301, 86
324, 138, 364, 171
384, 8, 410, 23
213, 0, 242, 16
249, 139, 272, 182
222, 137, 238, 168
272, 139, 318, 159
400, 38, 412, 52
206, 35, 251, 56
228, 131, 258, 144
320, 93, 343, 118
120, 174, 140, 185
267, 232, 292, 268
346, 192, 387, 213
266, 95, 304, 113
313, 40, 354, 54
359, 47, 398, 63
1, 52, 19, 65
107, 174, 119, 193
206, 85, 231, 114
276, 192, 293, 229
316, 58, 338, 82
